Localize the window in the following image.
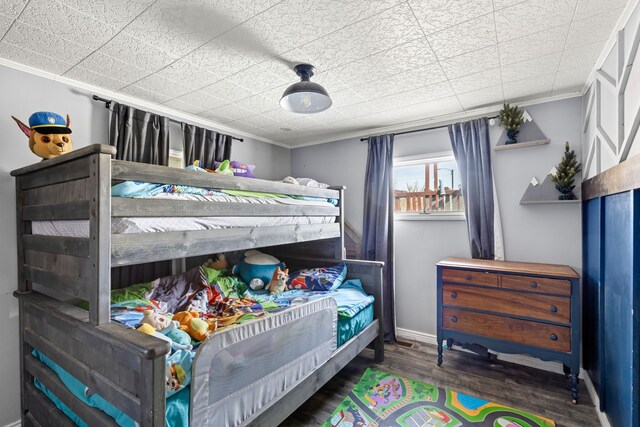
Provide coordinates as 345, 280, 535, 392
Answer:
393, 152, 464, 218
168, 149, 183, 168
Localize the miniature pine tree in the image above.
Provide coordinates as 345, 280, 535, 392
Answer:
551, 142, 582, 200
498, 103, 524, 144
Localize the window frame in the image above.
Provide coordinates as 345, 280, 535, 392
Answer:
393, 151, 466, 221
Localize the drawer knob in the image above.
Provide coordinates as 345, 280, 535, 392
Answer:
550, 305, 558, 313
451, 316, 458, 323
550, 334, 558, 341
530, 282, 538, 288
451, 292, 457, 299
465, 275, 472, 280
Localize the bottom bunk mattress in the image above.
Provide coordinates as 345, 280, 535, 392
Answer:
31, 299, 374, 427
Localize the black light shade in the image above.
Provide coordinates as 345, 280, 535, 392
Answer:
280, 64, 332, 114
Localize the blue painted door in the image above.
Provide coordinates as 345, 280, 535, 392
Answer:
583, 198, 603, 407
603, 192, 635, 427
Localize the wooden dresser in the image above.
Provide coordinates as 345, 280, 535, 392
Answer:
436, 258, 581, 403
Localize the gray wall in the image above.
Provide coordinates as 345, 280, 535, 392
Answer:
292, 96, 583, 337
0, 64, 290, 426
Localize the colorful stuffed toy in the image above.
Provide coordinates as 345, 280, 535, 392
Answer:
267, 266, 289, 294
12, 111, 73, 159
173, 310, 210, 342
162, 322, 194, 351
203, 253, 229, 271
136, 323, 173, 347
140, 310, 172, 331
232, 250, 285, 286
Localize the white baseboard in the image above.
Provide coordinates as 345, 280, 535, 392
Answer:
396, 327, 610, 427
3, 420, 20, 427
582, 372, 611, 427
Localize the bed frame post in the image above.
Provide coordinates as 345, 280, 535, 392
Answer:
333, 186, 346, 259
88, 152, 112, 325
140, 355, 167, 426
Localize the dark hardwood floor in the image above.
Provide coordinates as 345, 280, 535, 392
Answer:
281, 340, 600, 426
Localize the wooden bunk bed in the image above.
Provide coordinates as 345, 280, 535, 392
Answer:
11, 144, 384, 427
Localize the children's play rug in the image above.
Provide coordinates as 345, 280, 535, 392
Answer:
324, 368, 555, 427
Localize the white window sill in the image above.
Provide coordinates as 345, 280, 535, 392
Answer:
394, 213, 466, 221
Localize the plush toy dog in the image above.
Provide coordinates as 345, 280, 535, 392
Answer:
12, 111, 73, 159
267, 266, 289, 294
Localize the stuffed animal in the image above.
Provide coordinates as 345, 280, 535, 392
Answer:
267, 266, 289, 294
159, 320, 193, 351
166, 362, 187, 393
140, 310, 172, 331
232, 250, 285, 286
249, 278, 265, 291
12, 111, 73, 159
137, 323, 173, 348
204, 253, 229, 271
173, 310, 210, 342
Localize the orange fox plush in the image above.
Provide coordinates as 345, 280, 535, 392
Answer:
267, 266, 289, 294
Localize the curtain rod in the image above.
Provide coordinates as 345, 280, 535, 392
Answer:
92, 95, 244, 142
359, 115, 499, 141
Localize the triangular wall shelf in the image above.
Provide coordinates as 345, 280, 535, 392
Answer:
520, 173, 582, 204
495, 116, 550, 151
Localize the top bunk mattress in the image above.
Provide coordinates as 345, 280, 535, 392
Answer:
31, 191, 337, 237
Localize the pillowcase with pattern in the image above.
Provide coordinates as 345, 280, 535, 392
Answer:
287, 262, 347, 291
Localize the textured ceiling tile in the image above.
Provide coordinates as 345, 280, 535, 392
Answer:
501, 52, 562, 82
409, 0, 493, 34
182, 39, 256, 79
574, 0, 628, 20
330, 38, 437, 87
58, 0, 155, 30
427, 14, 498, 59
337, 100, 386, 118
162, 99, 207, 115
63, 66, 129, 91
0, 40, 70, 74
298, 2, 424, 72
209, 103, 255, 120
234, 93, 280, 114
306, 108, 351, 125
227, 63, 290, 94
402, 81, 456, 103
154, 59, 221, 90
226, 119, 262, 133
3, 20, 91, 63
450, 68, 503, 94
553, 66, 591, 92
353, 62, 447, 100
74, 51, 149, 84
503, 73, 555, 101
495, 0, 577, 43
258, 0, 401, 48
175, 90, 228, 111
197, 109, 235, 124
440, 45, 501, 79
99, 33, 178, 73
119, 84, 172, 104
20, 0, 118, 50
216, 16, 295, 65
201, 80, 254, 103
132, 74, 191, 99
493, 0, 528, 10
261, 108, 313, 123
236, 0, 282, 17
125, 0, 248, 56
457, 85, 504, 110
0, 13, 13, 34
328, 88, 368, 109
565, 8, 625, 49
498, 25, 569, 64
240, 114, 281, 129
559, 41, 606, 71
0, 0, 26, 18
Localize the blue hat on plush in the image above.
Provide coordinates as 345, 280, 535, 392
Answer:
28, 111, 72, 134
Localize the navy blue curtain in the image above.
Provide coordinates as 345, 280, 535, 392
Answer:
449, 118, 503, 260
362, 134, 396, 343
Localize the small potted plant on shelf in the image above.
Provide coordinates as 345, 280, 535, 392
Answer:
498, 103, 525, 144
551, 142, 582, 200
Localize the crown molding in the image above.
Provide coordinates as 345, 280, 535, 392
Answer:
0, 58, 291, 149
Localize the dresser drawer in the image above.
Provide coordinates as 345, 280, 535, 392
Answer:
501, 274, 571, 296
442, 284, 570, 324
442, 307, 571, 352
441, 268, 498, 287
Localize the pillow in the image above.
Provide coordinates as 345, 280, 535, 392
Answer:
287, 262, 347, 291
214, 160, 256, 178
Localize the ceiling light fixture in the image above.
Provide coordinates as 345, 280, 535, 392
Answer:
280, 64, 332, 114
